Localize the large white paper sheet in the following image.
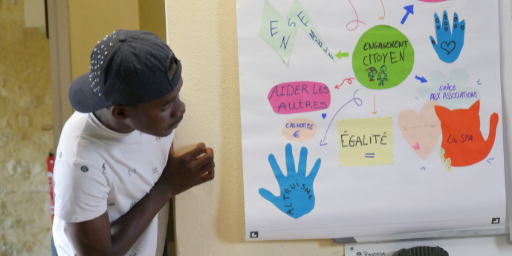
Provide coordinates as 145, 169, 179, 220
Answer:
236, 0, 507, 241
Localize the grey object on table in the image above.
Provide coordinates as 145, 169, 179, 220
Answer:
392, 246, 449, 256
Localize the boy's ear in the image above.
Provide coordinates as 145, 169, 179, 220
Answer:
111, 105, 129, 120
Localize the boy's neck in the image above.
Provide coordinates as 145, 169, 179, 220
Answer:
93, 108, 135, 134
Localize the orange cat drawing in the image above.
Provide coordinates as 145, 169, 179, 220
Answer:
434, 100, 499, 171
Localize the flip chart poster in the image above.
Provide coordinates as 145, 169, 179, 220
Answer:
236, 0, 506, 241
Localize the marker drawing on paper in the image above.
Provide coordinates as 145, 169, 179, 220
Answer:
237, 0, 505, 241
259, 144, 321, 219
435, 100, 498, 171
260, 0, 335, 63
430, 11, 466, 63
320, 90, 363, 146
346, 0, 366, 31
379, 0, 386, 21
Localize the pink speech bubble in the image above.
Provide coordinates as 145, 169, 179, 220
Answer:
268, 81, 331, 114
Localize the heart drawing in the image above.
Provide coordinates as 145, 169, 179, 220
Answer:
441, 41, 456, 55
398, 101, 442, 160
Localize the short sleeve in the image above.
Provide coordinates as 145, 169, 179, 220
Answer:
53, 161, 110, 222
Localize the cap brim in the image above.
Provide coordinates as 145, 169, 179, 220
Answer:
69, 72, 112, 113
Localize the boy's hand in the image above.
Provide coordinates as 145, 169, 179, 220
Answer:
160, 143, 215, 196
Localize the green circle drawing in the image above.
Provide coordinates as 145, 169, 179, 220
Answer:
81, 166, 89, 173
352, 25, 414, 90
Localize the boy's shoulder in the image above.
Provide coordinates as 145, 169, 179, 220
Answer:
56, 112, 106, 170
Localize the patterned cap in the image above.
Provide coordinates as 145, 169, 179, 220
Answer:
69, 29, 182, 113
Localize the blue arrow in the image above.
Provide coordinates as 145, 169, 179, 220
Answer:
401, 5, 414, 25
415, 76, 427, 83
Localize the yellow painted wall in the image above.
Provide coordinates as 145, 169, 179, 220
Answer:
0, 1, 53, 255
166, 0, 345, 255
139, 0, 167, 42
68, 0, 140, 80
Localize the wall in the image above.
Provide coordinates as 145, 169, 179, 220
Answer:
0, 0, 53, 255
166, 0, 345, 255
139, 0, 166, 42
67, 0, 140, 80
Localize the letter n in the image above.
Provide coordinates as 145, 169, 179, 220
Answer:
281, 35, 291, 49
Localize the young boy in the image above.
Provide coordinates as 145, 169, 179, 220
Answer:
51, 29, 215, 256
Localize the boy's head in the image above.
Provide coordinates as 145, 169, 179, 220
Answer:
69, 29, 185, 136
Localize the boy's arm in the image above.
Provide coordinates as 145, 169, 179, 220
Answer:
67, 143, 215, 256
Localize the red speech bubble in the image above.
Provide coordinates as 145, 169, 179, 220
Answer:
268, 81, 331, 114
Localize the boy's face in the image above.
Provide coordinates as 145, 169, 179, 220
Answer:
124, 78, 185, 137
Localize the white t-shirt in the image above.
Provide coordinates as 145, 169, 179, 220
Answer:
52, 111, 173, 256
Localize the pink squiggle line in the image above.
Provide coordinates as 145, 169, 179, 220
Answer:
346, 0, 366, 31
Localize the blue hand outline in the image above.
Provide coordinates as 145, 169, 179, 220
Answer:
429, 11, 465, 63
259, 143, 321, 219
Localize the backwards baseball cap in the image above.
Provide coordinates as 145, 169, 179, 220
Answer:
69, 29, 182, 113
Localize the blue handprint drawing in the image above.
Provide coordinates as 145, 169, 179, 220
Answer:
429, 11, 466, 63
259, 143, 321, 219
